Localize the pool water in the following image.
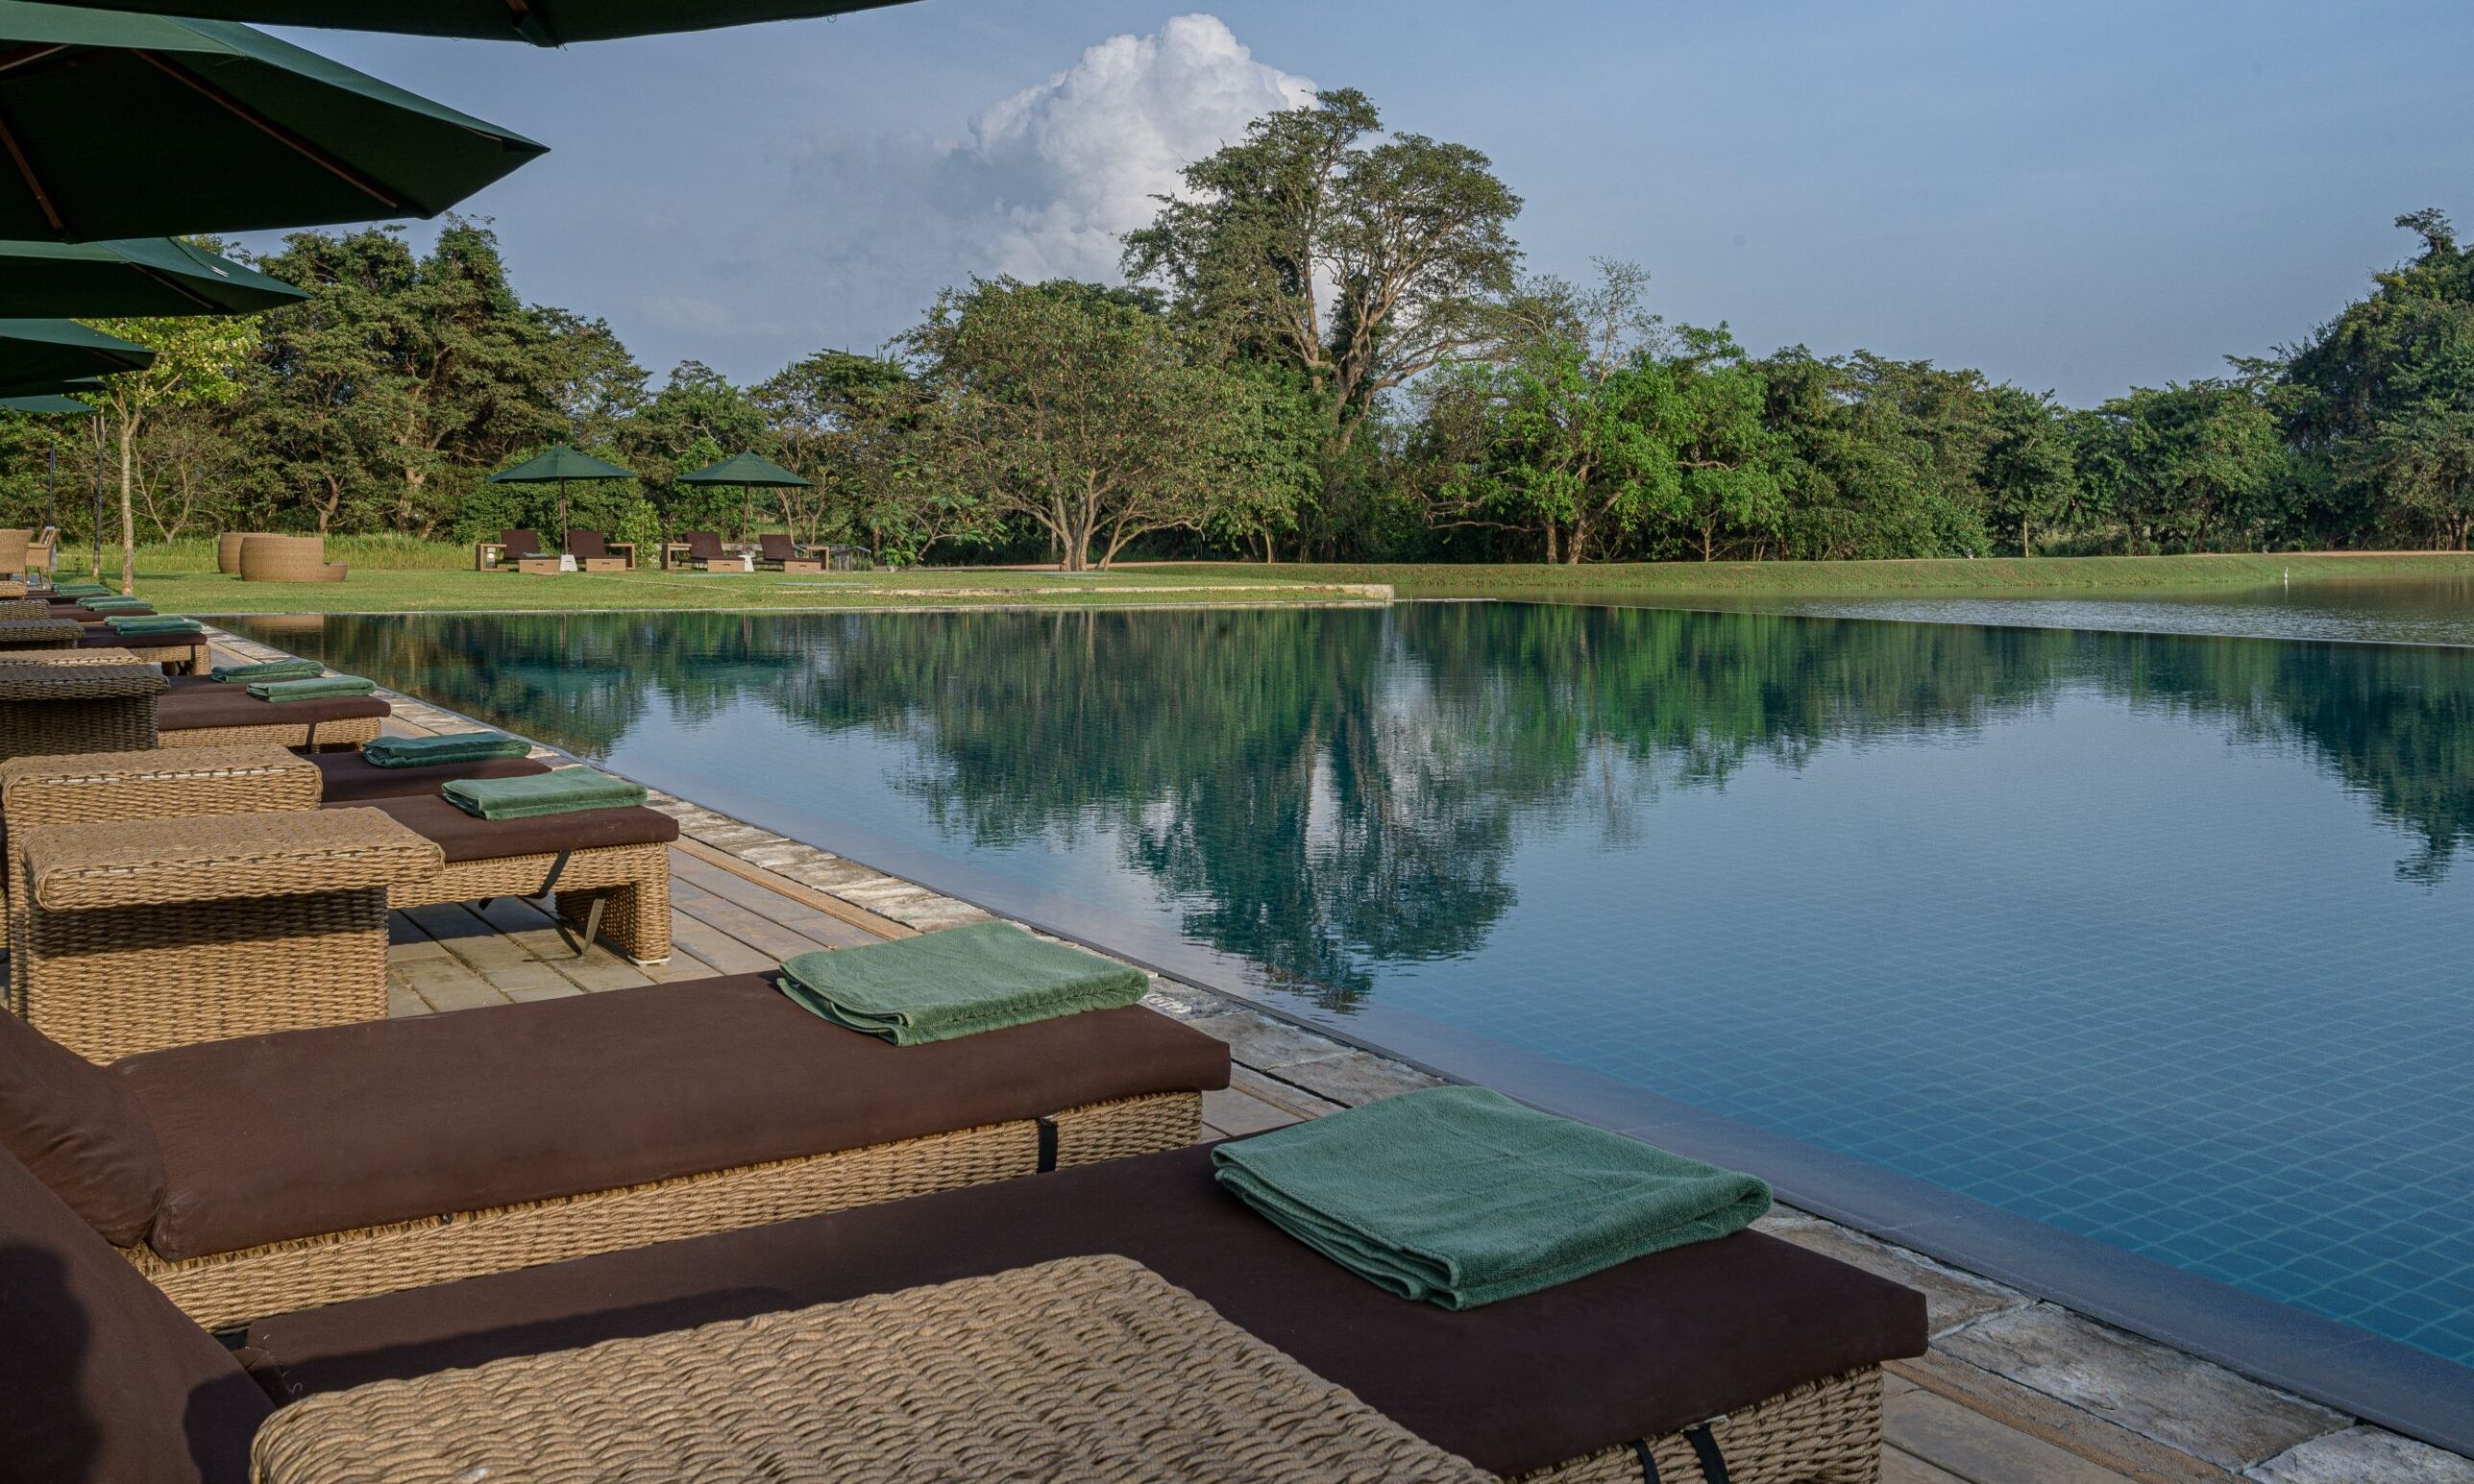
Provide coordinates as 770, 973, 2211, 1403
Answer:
236, 603, 2474, 1367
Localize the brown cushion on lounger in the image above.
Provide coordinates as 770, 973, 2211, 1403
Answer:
355, 791, 678, 861
235, 1144, 1925, 1474
0, 1148, 270, 1484
154, 688, 390, 731
123, 974, 1228, 1263
0, 1009, 164, 1244
308, 752, 551, 803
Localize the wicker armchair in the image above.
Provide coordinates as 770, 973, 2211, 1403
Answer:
238, 534, 347, 583
25, 526, 55, 573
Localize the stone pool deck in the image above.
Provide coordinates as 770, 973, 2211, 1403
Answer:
207, 624, 2474, 1484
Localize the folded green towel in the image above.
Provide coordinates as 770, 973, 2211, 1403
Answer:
51, 583, 109, 597
365, 731, 532, 768
1213, 1086, 1773, 1310
82, 597, 152, 612
246, 674, 377, 702
773, 921, 1146, 1045
103, 616, 199, 634
443, 765, 645, 820
208, 658, 325, 684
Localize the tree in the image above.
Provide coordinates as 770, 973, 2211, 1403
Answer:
1421, 260, 1673, 561
1979, 385, 2079, 556
1125, 88, 1521, 552
80, 314, 257, 592
904, 278, 1268, 571
2360, 401, 2474, 547
2074, 381, 2288, 551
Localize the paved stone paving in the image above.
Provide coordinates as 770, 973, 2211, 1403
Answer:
205, 625, 2474, 1484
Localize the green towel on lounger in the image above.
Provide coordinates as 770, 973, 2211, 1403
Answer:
103, 615, 199, 634
364, 731, 531, 768
773, 921, 1145, 1045
208, 658, 325, 684
247, 674, 376, 702
442, 765, 644, 819
1212, 1085, 1773, 1310
52, 583, 109, 597
83, 597, 152, 613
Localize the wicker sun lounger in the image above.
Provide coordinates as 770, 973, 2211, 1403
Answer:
0, 1129, 1925, 1484
0, 745, 676, 977
248, 1257, 1482, 1484
0, 971, 1223, 1327
0, 658, 389, 757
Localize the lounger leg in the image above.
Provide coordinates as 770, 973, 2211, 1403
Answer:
551, 855, 672, 966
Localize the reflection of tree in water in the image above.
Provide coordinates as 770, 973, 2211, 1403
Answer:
288, 611, 815, 759
266, 604, 2474, 1004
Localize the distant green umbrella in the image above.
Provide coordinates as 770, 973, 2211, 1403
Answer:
0, 1, 547, 241
40, 0, 914, 46
677, 450, 808, 544
0, 319, 152, 396
0, 237, 306, 316
487, 444, 634, 544
0, 392, 89, 412
0, 385, 89, 543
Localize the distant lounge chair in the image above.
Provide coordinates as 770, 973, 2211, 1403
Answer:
758, 533, 824, 574
566, 529, 635, 573
501, 528, 549, 561
680, 529, 742, 572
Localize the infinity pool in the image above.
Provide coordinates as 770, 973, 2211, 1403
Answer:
235, 603, 2474, 1368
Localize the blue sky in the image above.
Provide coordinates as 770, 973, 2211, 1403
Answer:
250, 0, 2471, 406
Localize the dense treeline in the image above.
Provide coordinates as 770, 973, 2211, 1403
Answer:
8, 90, 2469, 568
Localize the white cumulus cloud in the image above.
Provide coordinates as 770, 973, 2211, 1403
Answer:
742, 14, 1313, 359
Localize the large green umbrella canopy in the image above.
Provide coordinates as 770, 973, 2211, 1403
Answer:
0, 319, 151, 396
0, 391, 89, 412
0, 1, 547, 241
487, 444, 634, 543
42, 0, 914, 46
0, 236, 305, 315
678, 450, 808, 544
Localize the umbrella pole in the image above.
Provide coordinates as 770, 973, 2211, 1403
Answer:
89, 430, 104, 582
45, 437, 55, 563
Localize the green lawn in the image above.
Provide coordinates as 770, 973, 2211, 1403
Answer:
84, 543, 2474, 617
1165, 550, 2474, 599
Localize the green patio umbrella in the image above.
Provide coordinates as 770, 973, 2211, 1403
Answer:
486, 444, 634, 545
0, 0, 547, 241
42, 0, 914, 46
0, 319, 152, 396
0, 237, 306, 316
676, 450, 808, 545
0, 385, 89, 547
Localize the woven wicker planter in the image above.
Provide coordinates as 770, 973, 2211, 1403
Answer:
130, 1089, 1199, 1330
216, 530, 273, 573
238, 534, 347, 583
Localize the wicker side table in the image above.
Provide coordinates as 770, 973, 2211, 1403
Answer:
0, 616, 82, 650
0, 743, 327, 958
0, 660, 165, 761
13, 807, 442, 1061
0, 645, 143, 665
249, 1254, 1493, 1484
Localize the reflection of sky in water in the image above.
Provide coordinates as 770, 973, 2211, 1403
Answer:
233, 601, 2474, 1366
